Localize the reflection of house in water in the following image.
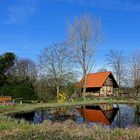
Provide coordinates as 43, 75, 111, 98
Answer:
77, 104, 119, 125
77, 72, 118, 96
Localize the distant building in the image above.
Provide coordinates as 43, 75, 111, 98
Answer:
77, 71, 118, 96
0, 96, 13, 106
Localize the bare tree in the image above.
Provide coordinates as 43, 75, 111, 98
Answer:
8, 58, 37, 86
106, 49, 126, 87
129, 51, 140, 97
67, 14, 101, 98
97, 68, 107, 72
38, 42, 73, 99
15, 58, 37, 80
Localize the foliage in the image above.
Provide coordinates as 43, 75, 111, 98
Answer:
0, 52, 16, 86
57, 92, 69, 103
12, 58, 37, 90
62, 81, 76, 96
35, 76, 57, 101
0, 55, 38, 100
0, 85, 37, 100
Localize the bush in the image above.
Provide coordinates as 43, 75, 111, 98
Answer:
0, 85, 37, 100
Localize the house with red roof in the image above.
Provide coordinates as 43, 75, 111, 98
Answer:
78, 71, 118, 96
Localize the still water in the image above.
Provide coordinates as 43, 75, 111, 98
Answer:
13, 104, 140, 128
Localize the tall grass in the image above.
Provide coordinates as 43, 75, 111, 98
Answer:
0, 115, 140, 140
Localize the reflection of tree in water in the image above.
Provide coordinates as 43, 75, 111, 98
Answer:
33, 108, 76, 124
34, 110, 51, 124
100, 104, 113, 111
134, 105, 140, 127
112, 104, 135, 128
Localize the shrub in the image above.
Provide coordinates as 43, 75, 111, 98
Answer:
0, 85, 37, 100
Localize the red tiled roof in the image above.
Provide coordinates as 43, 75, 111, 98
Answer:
79, 71, 113, 88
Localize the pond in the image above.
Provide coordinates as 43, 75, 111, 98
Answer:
12, 104, 140, 128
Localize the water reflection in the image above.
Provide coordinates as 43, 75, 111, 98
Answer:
34, 108, 76, 123
77, 104, 119, 125
12, 104, 140, 128
135, 106, 140, 126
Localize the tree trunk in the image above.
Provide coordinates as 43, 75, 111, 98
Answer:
82, 73, 87, 100
82, 73, 88, 124
135, 86, 139, 98
56, 86, 60, 100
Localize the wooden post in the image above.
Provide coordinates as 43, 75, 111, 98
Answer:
3, 101, 6, 106
12, 100, 15, 106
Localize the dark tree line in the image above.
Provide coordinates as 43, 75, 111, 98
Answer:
0, 50, 77, 100
0, 52, 16, 86
0, 53, 37, 100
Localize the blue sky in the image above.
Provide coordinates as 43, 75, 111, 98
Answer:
0, 0, 140, 71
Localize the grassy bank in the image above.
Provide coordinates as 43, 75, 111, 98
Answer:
0, 99, 140, 140
0, 98, 140, 115
0, 115, 140, 140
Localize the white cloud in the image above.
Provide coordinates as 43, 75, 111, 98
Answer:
97, 0, 140, 12
6, 0, 37, 23
95, 0, 140, 12
47, 0, 140, 12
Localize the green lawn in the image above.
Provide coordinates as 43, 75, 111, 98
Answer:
0, 98, 139, 115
